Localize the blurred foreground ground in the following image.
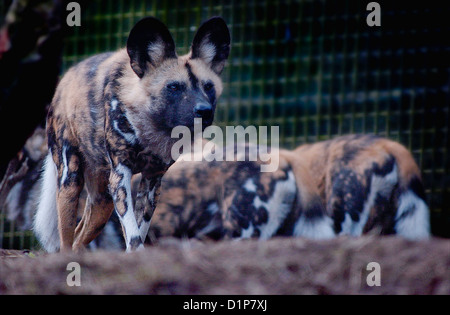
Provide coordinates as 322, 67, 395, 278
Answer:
0, 236, 449, 295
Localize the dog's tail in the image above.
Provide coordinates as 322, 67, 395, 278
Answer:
386, 141, 431, 239
33, 152, 60, 252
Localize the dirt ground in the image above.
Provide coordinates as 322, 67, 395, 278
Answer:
0, 236, 449, 295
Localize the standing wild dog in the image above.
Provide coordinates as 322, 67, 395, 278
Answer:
33, 16, 231, 252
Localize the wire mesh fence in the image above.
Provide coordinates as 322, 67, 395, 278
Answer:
1, 0, 449, 249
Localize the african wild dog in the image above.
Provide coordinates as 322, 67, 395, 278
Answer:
148, 135, 430, 242
33, 16, 231, 252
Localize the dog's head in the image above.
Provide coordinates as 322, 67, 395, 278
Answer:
124, 16, 230, 133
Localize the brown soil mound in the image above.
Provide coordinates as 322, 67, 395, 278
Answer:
1, 236, 449, 295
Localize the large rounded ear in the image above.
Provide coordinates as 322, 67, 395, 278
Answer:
127, 17, 177, 78
190, 17, 231, 75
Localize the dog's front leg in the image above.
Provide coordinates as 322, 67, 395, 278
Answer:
134, 175, 163, 242
109, 163, 143, 251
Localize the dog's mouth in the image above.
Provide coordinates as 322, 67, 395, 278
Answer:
201, 117, 214, 129
188, 116, 214, 132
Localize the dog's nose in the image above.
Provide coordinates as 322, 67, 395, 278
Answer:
193, 103, 213, 120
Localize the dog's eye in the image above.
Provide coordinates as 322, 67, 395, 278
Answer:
203, 82, 214, 92
167, 82, 181, 91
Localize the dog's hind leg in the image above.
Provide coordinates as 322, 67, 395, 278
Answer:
73, 173, 114, 250
55, 143, 84, 251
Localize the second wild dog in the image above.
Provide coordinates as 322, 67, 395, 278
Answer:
149, 135, 430, 241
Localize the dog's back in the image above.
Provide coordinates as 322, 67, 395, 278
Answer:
150, 143, 334, 241
293, 134, 430, 239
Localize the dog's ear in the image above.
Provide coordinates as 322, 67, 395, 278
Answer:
190, 17, 231, 75
127, 17, 177, 78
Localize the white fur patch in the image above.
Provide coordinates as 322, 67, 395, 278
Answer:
139, 220, 151, 243
240, 223, 255, 239
5, 182, 22, 222
293, 215, 335, 239
147, 40, 165, 64
199, 40, 216, 65
340, 213, 354, 235
252, 171, 297, 239
60, 145, 69, 187
243, 178, 257, 192
147, 184, 157, 202
206, 202, 219, 215
34, 152, 60, 253
196, 202, 221, 237
111, 98, 119, 110
395, 191, 430, 240
358, 164, 397, 236
112, 119, 137, 145
113, 164, 142, 251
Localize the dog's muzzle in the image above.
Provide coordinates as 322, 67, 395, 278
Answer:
194, 102, 214, 125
